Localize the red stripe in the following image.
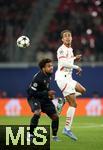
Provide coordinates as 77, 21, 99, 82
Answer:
61, 83, 67, 92
60, 67, 64, 71
59, 56, 75, 59
58, 56, 67, 59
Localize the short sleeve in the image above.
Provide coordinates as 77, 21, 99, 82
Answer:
57, 48, 67, 59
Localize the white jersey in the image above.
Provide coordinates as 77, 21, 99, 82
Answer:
55, 44, 75, 80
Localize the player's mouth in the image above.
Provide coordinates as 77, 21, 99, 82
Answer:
66, 40, 70, 43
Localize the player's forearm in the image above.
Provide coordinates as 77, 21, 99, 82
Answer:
34, 91, 49, 98
68, 64, 79, 69
59, 59, 79, 69
28, 88, 48, 98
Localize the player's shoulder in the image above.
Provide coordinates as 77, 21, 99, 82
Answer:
58, 44, 64, 51
69, 47, 73, 51
57, 44, 65, 53
34, 71, 47, 81
57, 44, 67, 56
32, 72, 41, 81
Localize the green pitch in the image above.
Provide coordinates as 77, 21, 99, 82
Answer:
0, 116, 103, 150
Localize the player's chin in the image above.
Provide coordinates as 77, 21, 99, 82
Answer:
67, 41, 71, 44
50, 70, 53, 74
65, 41, 70, 45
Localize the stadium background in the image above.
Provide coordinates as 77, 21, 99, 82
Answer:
0, 0, 103, 150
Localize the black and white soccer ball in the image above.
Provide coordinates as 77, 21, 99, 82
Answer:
17, 36, 30, 48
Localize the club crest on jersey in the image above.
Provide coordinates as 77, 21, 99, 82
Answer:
33, 83, 38, 87
60, 50, 64, 54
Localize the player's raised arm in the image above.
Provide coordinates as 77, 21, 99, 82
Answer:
74, 54, 82, 62
57, 48, 79, 70
59, 59, 80, 70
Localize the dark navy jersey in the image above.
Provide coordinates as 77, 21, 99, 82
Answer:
27, 71, 51, 100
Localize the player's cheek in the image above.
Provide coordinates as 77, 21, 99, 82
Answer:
51, 67, 53, 71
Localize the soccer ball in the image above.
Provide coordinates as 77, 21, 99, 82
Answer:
17, 36, 30, 48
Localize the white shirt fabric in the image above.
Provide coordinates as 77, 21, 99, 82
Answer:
55, 44, 75, 80
55, 44, 77, 96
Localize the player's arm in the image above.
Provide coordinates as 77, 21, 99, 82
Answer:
48, 90, 56, 100
30, 88, 55, 99
74, 54, 82, 62
33, 89, 48, 98
28, 86, 48, 98
61, 59, 82, 75
60, 60, 82, 75
58, 48, 80, 70
28, 80, 56, 99
27, 78, 48, 98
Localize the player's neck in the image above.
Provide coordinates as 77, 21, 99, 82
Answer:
42, 70, 52, 77
63, 43, 71, 48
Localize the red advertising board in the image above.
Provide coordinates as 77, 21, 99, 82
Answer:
0, 98, 103, 116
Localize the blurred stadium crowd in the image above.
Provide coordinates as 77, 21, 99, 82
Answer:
0, 0, 35, 62
0, 0, 103, 62
0, 89, 24, 98
36, 0, 103, 62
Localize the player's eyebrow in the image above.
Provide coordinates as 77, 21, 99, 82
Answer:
64, 32, 71, 36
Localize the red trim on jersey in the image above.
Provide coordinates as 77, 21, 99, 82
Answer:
59, 56, 75, 59
60, 67, 64, 71
61, 83, 67, 92
58, 56, 67, 59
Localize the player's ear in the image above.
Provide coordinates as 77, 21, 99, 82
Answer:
61, 38, 63, 42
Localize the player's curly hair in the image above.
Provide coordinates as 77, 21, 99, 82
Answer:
39, 58, 52, 69
61, 29, 72, 38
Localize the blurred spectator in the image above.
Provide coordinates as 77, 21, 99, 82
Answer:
0, 0, 103, 62
36, 51, 54, 62
0, 0, 35, 62
0, 90, 7, 98
37, 0, 103, 62
83, 47, 96, 62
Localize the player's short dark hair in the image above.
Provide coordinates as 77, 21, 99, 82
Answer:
39, 58, 52, 69
61, 29, 72, 38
